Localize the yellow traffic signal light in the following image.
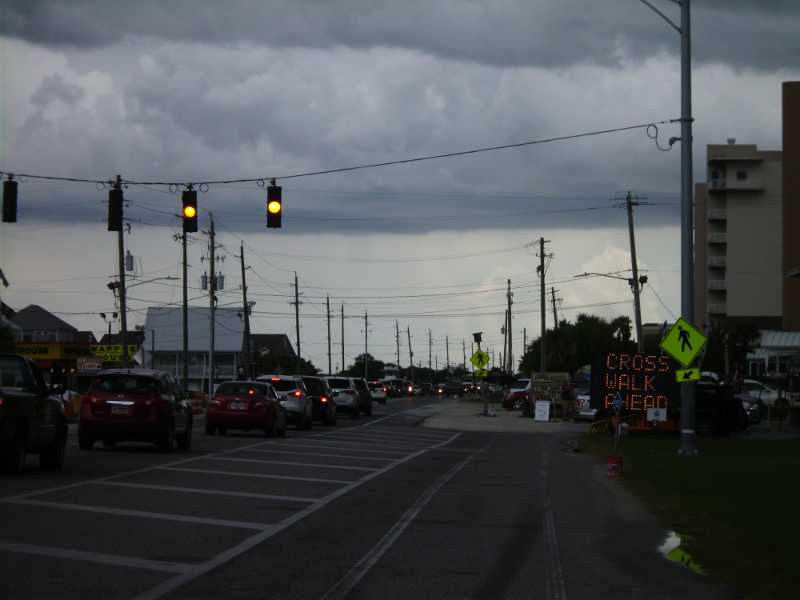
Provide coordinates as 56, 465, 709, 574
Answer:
182, 190, 198, 233
266, 184, 282, 228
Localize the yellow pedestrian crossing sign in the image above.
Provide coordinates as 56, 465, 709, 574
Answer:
470, 350, 490, 369
675, 368, 701, 382
660, 316, 707, 368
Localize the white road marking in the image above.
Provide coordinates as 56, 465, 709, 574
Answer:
330, 432, 434, 446
133, 432, 462, 600
5, 498, 271, 531
158, 466, 353, 485
0, 541, 193, 574
320, 448, 480, 600
541, 450, 568, 600
206, 456, 378, 472
97, 481, 317, 503
307, 436, 427, 450
235, 448, 393, 462
254, 441, 408, 456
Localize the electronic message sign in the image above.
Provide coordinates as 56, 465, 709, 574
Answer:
590, 352, 677, 415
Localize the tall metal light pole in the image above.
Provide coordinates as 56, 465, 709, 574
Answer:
639, 0, 695, 454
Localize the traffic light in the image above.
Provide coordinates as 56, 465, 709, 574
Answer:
2, 178, 17, 223
182, 190, 198, 233
266, 183, 282, 228
108, 188, 123, 231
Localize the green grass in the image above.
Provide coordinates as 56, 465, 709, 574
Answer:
583, 432, 800, 598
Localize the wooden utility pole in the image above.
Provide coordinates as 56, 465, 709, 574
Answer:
446, 335, 450, 370
506, 279, 513, 373
326, 295, 332, 374
626, 191, 645, 353
239, 242, 252, 379
407, 326, 414, 382
428, 329, 432, 370
395, 320, 401, 369
341, 304, 345, 375
551, 287, 560, 331
208, 213, 216, 398
538, 237, 550, 373
113, 175, 129, 369
292, 272, 301, 373
364, 310, 369, 380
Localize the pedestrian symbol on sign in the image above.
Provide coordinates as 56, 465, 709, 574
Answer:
678, 325, 692, 352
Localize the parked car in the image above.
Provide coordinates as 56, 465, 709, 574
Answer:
325, 376, 360, 418
420, 383, 433, 396
206, 380, 286, 436
503, 378, 531, 410
351, 377, 373, 416
301, 375, 337, 425
257, 375, 313, 430
435, 382, 448, 397
738, 394, 762, 425
369, 381, 387, 404
79, 369, 193, 451
1, 354, 68, 474
741, 379, 780, 406
445, 380, 463, 396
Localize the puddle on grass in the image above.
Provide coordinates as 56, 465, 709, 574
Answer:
658, 531, 706, 575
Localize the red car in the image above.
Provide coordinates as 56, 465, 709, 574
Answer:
79, 369, 193, 451
206, 380, 286, 437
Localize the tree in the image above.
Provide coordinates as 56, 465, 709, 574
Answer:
0, 317, 15, 353
701, 321, 759, 380
252, 354, 319, 377
344, 353, 385, 380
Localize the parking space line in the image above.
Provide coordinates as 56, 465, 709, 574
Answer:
329, 432, 434, 446
240, 448, 394, 462
97, 481, 317, 503
0, 541, 194, 574
159, 466, 354, 485
207, 456, 378, 472
5, 499, 272, 531
306, 437, 427, 450
255, 441, 408, 456
347, 428, 454, 442
133, 431, 462, 600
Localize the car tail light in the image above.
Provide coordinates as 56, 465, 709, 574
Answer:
248, 389, 256, 396
293, 390, 302, 398
271, 377, 281, 382
321, 395, 329, 403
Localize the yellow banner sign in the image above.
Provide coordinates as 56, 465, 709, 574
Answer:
92, 344, 138, 361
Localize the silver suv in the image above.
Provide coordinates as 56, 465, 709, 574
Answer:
257, 375, 313, 430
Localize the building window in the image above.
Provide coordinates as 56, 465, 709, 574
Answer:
711, 170, 720, 180
736, 170, 747, 181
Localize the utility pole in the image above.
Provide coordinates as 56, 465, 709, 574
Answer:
551, 287, 560, 331
326, 296, 332, 375
506, 279, 513, 374
626, 191, 645, 353
182, 231, 188, 391
523, 327, 527, 353
537, 237, 550, 374
291, 272, 301, 373
395, 320, 400, 368
239, 243, 252, 379
501, 310, 507, 373
446, 335, 450, 371
428, 329, 432, 370
114, 175, 129, 369
407, 326, 414, 382
207, 213, 216, 398
364, 310, 369, 380
341, 304, 345, 375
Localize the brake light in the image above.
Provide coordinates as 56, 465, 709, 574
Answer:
293, 390, 302, 397
271, 377, 281, 382
248, 389, 256, 396
321, 396, 328, 403
383, 388, 388, 393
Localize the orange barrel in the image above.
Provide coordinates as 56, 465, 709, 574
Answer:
607, 455, 623, 478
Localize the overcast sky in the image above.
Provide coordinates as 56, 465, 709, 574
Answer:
1, 1, 798, 371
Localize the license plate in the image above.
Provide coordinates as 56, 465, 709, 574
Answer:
110, 405, 131, 416
230, 402, 247, 410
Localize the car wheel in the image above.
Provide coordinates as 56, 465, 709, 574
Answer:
205, 423, 217, 436
277, 410, 287, 437
4, 433, 27, 476
40, 427, 67, 470
324, 406, 336, 426
352, 407, 361, 419
177, 419, 193, 450
305, 405, 313, 430
78, 431, 94, 451
364, 401, 373, 416
158, 423, 176, 452
265, 413, 278, 438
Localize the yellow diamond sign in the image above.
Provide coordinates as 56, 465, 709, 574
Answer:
675, 367, 701, 382
475, 368, 488, 378
660, 317, 707, 368
470, 350, 490, 369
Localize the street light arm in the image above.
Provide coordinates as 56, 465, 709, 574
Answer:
126, 276, 179, 290
638, 0, 681, 33
574, 272, 631, 282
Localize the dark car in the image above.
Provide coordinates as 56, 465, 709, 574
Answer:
351, 377, 373, 416
206, 380, 286, 436
435, 382, 447, 397
79, 369, 193, 451
301, 375, 337, 425
1, 355, 68, 475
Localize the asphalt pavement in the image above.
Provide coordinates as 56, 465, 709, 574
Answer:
1, 396, 729, 599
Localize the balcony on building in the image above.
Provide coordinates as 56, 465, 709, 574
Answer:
708, 176, 764, 192
707, 208, 727, 221
707, 255, 727, 267
708, 232, 727, 244
708, 302, 727, 315
708, 279, 727, 291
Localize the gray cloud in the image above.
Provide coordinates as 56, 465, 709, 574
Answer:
2, 1, 799, 71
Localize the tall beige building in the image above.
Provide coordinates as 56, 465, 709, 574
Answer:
694, 81, 800, 331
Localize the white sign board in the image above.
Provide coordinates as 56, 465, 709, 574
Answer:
647, 407, 667, 422
534, 400, 551, 422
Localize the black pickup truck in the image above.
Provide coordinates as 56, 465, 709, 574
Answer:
0, 354, 68, 475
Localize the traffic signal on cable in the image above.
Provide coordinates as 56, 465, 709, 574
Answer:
266, 183, 282, 228
182, 190, 198, 233
108, 188, 123, 231
2, 178, 17, 223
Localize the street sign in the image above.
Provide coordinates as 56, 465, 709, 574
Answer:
469, 350, 490, 369
475, 368, 488, 378
659, 317, 707, 367
675, 367, 701, 382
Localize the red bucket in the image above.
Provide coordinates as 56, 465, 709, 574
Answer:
607, 455, 623, 478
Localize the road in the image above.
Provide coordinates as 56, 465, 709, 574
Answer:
1, 396, 725, 599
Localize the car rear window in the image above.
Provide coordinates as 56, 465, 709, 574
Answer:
215, 382, 269, 396
270, 379, 299, 392
353, 380, 367, 392
513, 379, 530, 388
369, 383, 383, 390
327, 378, 349, 389
91, 375, 160, 394
0, 357, 30, 390
302, 378, 324, 395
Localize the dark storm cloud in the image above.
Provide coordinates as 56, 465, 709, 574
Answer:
2, 0, 798, 71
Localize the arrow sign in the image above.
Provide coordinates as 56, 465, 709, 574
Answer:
675, 368, 701, 382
